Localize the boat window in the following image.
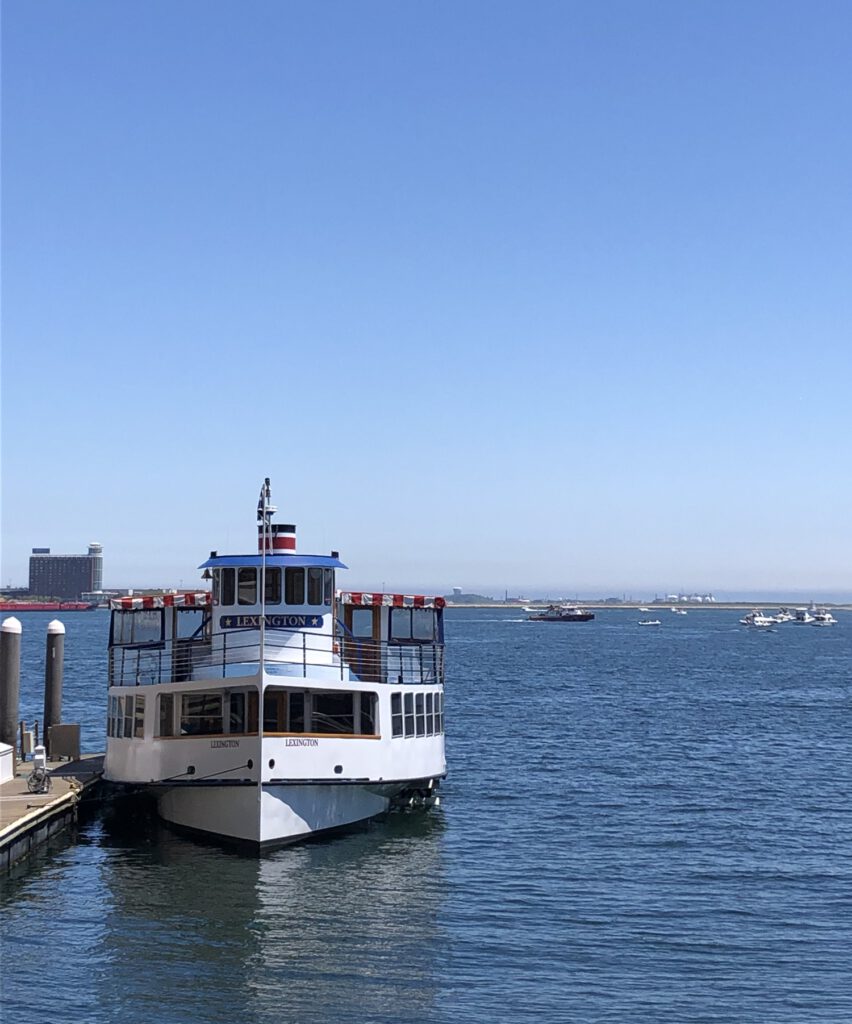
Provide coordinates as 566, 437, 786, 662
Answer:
403, 693, 414, 737
176, 608, 205, 638
264, 567, 282, 605
312, 692, 354, 734
390, 608, 409, 640
112, 612, 131, 646
360, 693, 377, 735
413, 609, 434, 641
229, 692, 246, 733
288, 691, 305, 732
390, 608, 435, 642
435, 692, 443, 734
108, 696, 118, 737
123, 697, 134, 738
307, 568, 324, 606
323, 569, 334, 605
415, 693, 425, 737
263, 691, 284, 732
425, 692, 434, 735
212, 570, 220, 605
225, 691, 258, 733
133, 696, 145, 738
351, 608, 374, 638
391, 692, 403, 737
180, 692, 224, 735
112, 609, 163, 646
285, 567, 305, 605
238, 567, 257, 606
157, 694, 175, 737
221, 568, 235, 606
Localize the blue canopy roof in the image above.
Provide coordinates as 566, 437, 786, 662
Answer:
198, 554, 348, 570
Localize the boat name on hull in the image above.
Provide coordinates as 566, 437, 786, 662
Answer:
210, 740, 240, 748
285, 738, 320, 747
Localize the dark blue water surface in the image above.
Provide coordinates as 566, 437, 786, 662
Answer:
3, 608, 852, 1023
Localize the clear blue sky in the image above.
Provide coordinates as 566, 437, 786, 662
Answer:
2, 1, 851, 598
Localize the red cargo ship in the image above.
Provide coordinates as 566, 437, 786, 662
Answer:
0, 601, 98, 612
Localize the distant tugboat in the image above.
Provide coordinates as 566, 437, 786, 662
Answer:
528, 604, 595, 622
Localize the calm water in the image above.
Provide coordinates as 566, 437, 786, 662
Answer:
3, 608, 852, 1023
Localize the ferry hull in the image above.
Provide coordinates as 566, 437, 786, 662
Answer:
155, 781, 415, 848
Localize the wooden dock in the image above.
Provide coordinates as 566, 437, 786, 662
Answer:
0, 754, 104, 871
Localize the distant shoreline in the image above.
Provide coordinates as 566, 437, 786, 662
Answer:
445, 602, 852, 611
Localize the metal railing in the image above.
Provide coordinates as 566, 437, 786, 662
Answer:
108, 625, 445, 688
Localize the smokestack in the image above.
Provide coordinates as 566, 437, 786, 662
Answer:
258, 524, 296, 553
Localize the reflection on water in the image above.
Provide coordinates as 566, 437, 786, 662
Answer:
52, 807, 446, 1024
249, 816, 446, 1022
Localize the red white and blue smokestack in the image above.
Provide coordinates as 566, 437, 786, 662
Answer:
258, 523, 296, 553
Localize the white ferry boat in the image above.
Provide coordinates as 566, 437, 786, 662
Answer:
104, 480, 447, 850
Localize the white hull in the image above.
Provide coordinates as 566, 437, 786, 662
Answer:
156, 780, 426, 847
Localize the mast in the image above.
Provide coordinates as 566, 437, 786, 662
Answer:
257, 477, 276, 673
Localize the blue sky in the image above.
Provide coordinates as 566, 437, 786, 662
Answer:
2, 1, 851, 598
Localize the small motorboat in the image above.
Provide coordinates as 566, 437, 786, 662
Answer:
811, 608, 837, 626
638, 619, 661, 626
740, 609, 776, 628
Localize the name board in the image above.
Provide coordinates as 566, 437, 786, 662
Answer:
220, 614, 325, 629
210, 739, 240, 749
285, 737, 319, 747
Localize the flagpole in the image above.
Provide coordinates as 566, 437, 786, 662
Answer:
258, 478, 270, 675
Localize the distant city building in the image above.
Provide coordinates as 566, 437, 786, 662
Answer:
28, 542, 104, 600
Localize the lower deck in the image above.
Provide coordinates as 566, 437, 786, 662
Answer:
105, 676, 446, 789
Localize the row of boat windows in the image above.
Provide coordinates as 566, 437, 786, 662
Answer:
391, 692, 444, 738
109, 689, 441, 739
212, 567, 334, 607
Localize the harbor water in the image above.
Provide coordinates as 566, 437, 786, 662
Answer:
3, 608, 852, 1023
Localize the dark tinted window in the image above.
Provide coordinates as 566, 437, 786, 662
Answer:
285, 567, 305, 605
238, 568, 257, 605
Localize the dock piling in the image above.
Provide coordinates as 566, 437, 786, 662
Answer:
1, 617, 23, 770
43, 620, 65, 757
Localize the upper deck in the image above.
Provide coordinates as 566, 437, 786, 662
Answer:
108, 480, 445, 690
108, 588, 445, 689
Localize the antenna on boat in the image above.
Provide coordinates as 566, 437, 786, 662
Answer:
257, 478, 276, 671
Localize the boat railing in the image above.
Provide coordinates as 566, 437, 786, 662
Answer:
108, 625, 445, 688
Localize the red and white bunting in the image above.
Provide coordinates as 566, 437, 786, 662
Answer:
338, 592, 446, 610
110, 592, 212, 611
